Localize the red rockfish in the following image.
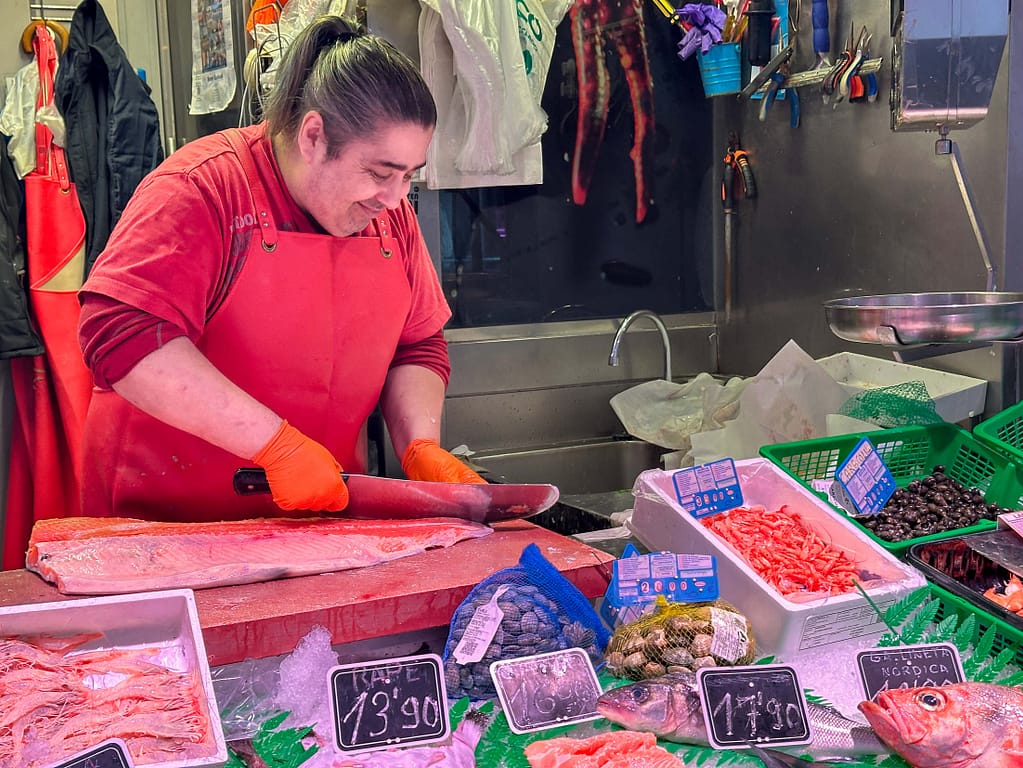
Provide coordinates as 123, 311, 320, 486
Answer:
858, 682, 1023, 768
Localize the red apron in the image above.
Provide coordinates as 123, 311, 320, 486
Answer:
3, 26, 93, 569
80, 130, 410, 521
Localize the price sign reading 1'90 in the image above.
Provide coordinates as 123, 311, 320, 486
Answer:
697, 665, 812, 750
330, 653, 449, 755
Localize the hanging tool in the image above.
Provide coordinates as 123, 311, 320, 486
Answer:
746, 0, 776, 66
811, 0, 830, 68
758, 64, 801, 127
861, 31, 880, 103
837, 27, 871, 105
721, 135, 756, 322
739, 44, 794, 99
821, 24, 855, 103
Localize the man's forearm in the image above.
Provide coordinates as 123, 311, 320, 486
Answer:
111, 336, 282, 458
380, 364, 446, 457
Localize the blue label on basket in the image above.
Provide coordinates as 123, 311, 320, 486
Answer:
834, 438, 896, 515
672, 459, 744, 518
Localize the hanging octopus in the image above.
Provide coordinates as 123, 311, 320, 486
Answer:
569, 0, 656, 223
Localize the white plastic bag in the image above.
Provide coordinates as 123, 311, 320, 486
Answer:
419, 0, 560, 187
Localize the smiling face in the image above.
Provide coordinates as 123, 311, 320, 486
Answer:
281, 113, 432, 237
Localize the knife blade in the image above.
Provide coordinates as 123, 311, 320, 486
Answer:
233, 468, 559, 523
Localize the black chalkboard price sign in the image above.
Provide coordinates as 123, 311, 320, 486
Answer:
44, 739, 134, 768
697, 665, 812, 749
329, 653, 450, 755
490, 647, 603, 734
856, 643, 965, 702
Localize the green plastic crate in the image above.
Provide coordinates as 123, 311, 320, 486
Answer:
975, 400, 1023, 465
759, 423, 1021, 556
928, 583, 1023, 670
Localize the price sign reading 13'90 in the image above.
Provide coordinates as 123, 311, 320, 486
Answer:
329, 653, 450, 755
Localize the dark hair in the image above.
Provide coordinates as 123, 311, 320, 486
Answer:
263, 16, 436, 155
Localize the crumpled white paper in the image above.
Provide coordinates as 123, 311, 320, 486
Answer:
688, 340, 851, 466
610, 372, 747, 451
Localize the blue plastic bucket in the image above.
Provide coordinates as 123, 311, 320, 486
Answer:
697, 42, 742, 97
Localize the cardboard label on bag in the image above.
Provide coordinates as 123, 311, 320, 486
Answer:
452, 586, 508, 665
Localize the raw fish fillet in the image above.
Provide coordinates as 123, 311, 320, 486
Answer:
27, 516, 493, 595
524, 730, 685, 767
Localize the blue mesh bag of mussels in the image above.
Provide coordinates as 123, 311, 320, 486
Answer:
442, 543, 612, 701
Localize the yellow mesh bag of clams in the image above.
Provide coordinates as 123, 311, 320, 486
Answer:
604, 596, 755, 680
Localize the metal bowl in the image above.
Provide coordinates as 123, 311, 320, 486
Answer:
823, 292, 1023, 345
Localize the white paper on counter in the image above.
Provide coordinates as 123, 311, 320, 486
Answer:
689, 340, 851, 465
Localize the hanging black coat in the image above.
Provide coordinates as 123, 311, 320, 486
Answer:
54, 0, 164, 275
0, 146, 44, 359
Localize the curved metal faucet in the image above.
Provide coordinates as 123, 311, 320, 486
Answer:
608, 309, 672, 382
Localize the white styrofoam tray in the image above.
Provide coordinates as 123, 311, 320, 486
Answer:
627, 459, 927, 661
0, 589, 227, 768
816, 351, 987, 423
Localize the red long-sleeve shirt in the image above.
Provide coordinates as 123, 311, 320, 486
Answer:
79, 124, 451, 391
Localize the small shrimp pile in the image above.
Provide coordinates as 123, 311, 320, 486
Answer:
701, 505, 861, 598
983, 573, 1023, 616
0, 633, 212, 768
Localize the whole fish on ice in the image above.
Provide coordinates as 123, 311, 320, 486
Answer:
595, 672, 888, 760
858, 682, 1023, 768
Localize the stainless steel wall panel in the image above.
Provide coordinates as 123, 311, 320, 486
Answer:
713, 1, 1009, 378
441, 383, 643, 453
441, 315, 717, 451
445, 315, 717, 397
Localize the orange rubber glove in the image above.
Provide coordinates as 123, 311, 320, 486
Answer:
401, 438, 487, 484
251, 420, 349, 512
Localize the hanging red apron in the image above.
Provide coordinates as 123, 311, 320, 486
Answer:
80, 130, 411, 522
3, 26, 93, 569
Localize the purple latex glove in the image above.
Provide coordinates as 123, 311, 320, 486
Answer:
678, 3, 726, 30
678, 27, 704, 59
676, 3, 727, 59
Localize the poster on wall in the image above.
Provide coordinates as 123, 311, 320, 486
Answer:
190, 0, 237, 114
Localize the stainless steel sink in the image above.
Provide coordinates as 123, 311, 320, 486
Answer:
473, 439, 664, 543
473, 439, 665, 495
